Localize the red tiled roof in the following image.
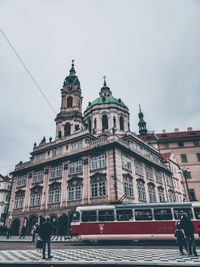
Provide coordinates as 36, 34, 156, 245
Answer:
161, 152, 172, 162
139, 130, 200, 141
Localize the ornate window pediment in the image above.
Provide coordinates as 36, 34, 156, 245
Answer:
90, 172, 106, 183
122, 173, 133, 182
157, 185, 164, 191
67, 177, 83, 187
147, 182, 155, 189
136, 177, 145, 185
49, 182, 61, 190
15, 189, 25, 197
30, 185, 43, 194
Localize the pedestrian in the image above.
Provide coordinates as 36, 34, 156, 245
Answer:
174, 222, 187, 255
39, 217, 53, 259
179, 214, 198, 256
19, 225, 26, 239
31, 225, 36, 242
35, 223, 40, 241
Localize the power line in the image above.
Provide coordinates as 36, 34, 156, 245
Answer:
0, 27, 57, 115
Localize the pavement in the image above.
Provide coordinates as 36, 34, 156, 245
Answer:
0, 248, 199, 266
0, 236, 200, 266
0, 235, 71, 243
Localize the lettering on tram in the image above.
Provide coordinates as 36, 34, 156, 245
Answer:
70, 202, 200, 241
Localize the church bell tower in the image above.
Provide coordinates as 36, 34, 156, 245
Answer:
55, 60, 84, 139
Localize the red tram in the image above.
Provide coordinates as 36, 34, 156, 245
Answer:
70, 202, 200, 241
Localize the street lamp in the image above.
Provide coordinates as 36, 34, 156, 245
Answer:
182, 169, 191, 202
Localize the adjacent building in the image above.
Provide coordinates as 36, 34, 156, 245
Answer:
0, 174, 12, 226
139, 117, 200, 201
7, 62, 186, 235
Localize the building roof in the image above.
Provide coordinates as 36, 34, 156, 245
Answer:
0, 174, 12, 182
140, 130, 200, 142
86, 96, 127, 111
161, 152, 172, 163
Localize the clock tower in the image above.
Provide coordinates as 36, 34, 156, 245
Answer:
55, 60, 84, 138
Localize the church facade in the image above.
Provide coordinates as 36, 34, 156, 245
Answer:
7, 62, 186, 235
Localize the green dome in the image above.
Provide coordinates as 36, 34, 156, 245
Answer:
86, 96, 127, 110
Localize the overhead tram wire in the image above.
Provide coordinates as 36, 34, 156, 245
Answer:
0, 27, 57, 115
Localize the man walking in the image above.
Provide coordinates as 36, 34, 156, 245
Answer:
39, 217, 53, 259
179, 214, 198, 256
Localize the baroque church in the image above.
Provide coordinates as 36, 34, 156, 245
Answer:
7, 61, 186, 235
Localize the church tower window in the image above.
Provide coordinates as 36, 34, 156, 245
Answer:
67, 96, 73, 108
120, 116, 124, 131
64, 123, 71, 136
102, 114, 108, 131
88, 119, 92, 133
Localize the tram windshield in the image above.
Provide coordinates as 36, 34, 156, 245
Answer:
71, 212, 80, 222
194, 208, 200, 219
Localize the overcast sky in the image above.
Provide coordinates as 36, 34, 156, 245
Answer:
0, 0, 200, 176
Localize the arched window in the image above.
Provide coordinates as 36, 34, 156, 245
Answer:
64, 123, 71, 136
102, 114, 108, 131
88, 119, 92, 133
67, 96, 73, 108
120, 116, 124, 131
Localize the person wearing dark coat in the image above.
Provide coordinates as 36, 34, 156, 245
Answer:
39, 217, 53, 259
174, 222, 187, 254
179, 215, 198, 256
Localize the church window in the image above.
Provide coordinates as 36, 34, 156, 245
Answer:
50, 166, 62, 179
36, 153, 45, 161
48, 190, 61, 204
69, 161, 82, 175
88, 119, 92, 133
137, 181, 146, 201
158, 189, 165, 203
91, 181, 106, 198
52, 146, 62, 157
30, 193, 41, 206
120, 116, 124, 131
135, 160, 143, 176
14, 196, 24, 209
68, 186, 82, 201
122, 154, 131, 171
94, 118, 97, 129
148, 184, 157, 203
102, 114, 108, 130
165, 174, 173, 187
124, 181, 134, 198
64, 123, 71, 136
71, 140, 82, 151
58, 131, 62, 139
145, 165, 153, 180
67, 96, 73, 108
90, 154, 106, 171
33, 171, 44, 184
155, 170, 163, 184
16, 175, 26, 187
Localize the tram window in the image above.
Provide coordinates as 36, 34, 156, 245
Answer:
71, 212, 80, 222
82, 211, 97, 222
116, 209, 133, 221
194, 208, 200, 219
99, 210, 114, 221
173, 208, 193, 220
154, 208, 172, 220
135, 209, 152, 220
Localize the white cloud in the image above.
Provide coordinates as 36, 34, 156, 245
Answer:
0, 0, 200, 175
